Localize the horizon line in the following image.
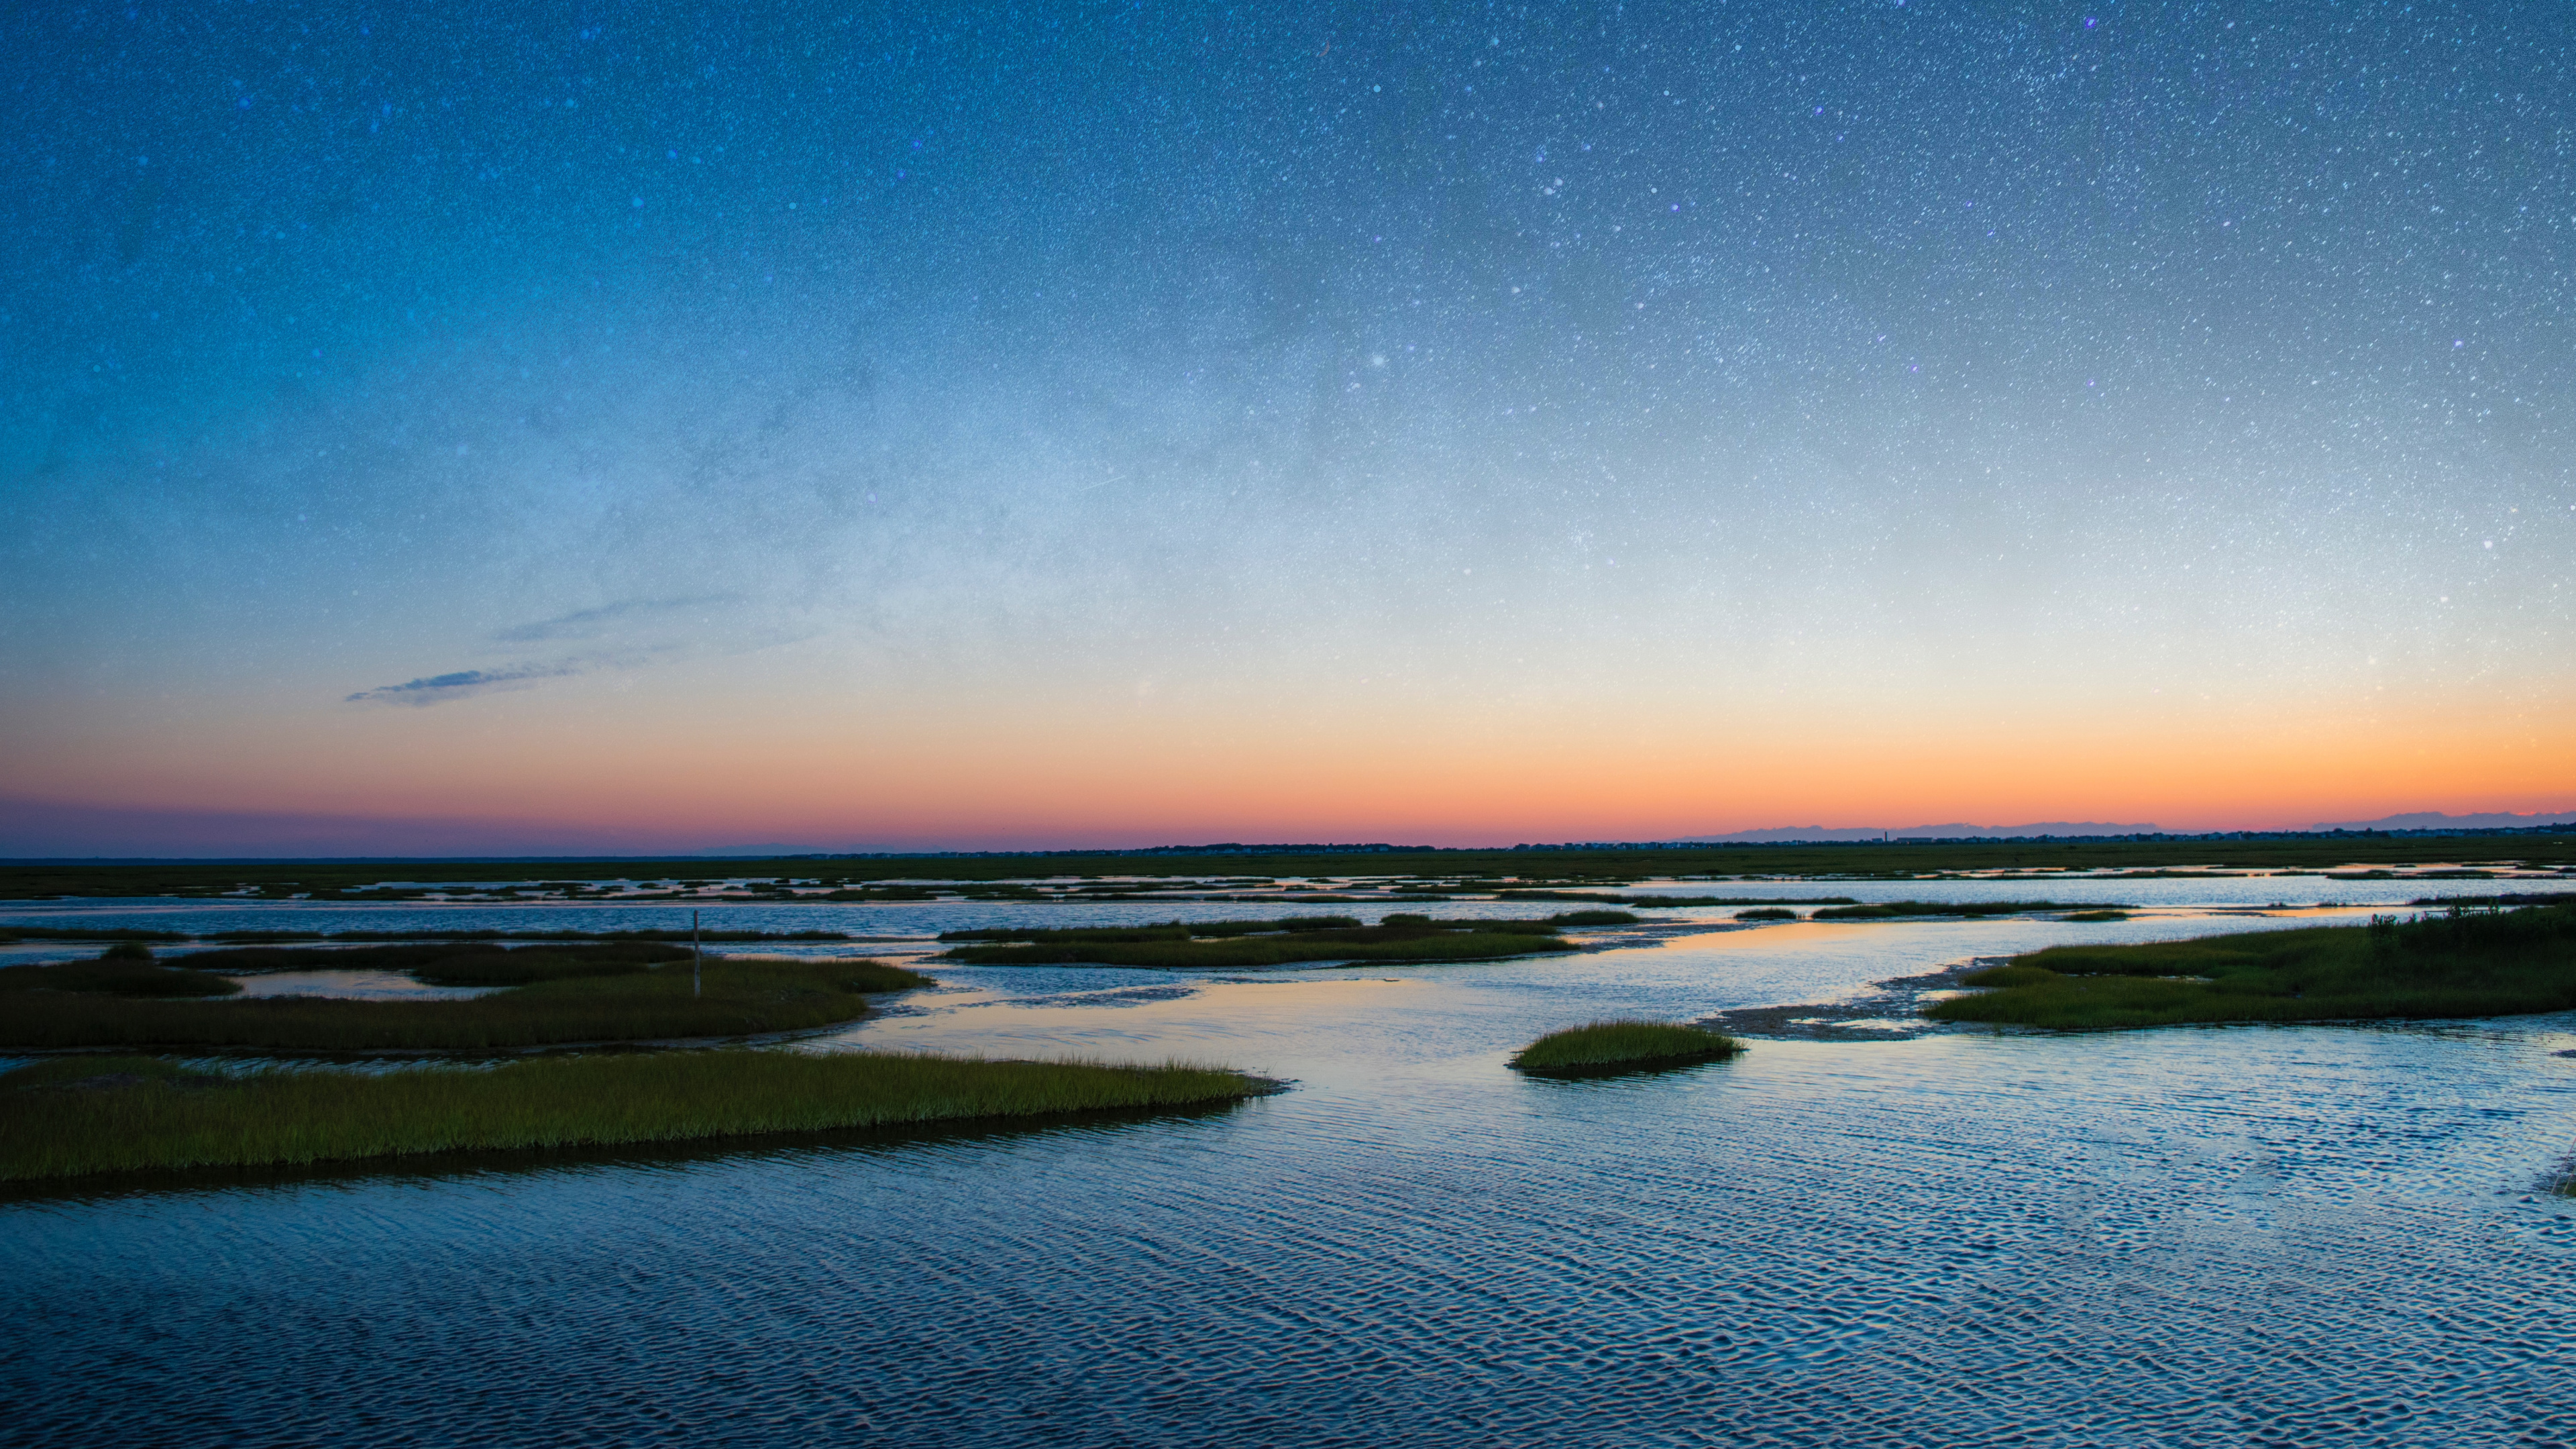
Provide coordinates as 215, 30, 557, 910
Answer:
7, 820, 2575, 866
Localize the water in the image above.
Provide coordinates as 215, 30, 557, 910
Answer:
6, 878, 2576, 1445
222, 969, 497, 1001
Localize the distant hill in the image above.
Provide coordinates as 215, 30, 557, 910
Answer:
2310, 810, 2576, 832
1686, 821, 2165, 843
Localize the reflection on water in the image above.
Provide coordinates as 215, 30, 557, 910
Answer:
221, 969, 499, 1000
5, 890, 2576, 1445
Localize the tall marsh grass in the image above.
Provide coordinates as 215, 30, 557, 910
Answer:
1929, 902, 2576, 1030
1509, 1020, 1744, 1072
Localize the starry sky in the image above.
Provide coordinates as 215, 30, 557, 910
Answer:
3, 0, 2571, 855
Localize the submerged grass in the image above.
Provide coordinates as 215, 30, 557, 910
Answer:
0, 1051, 1274, 1182
1510, 1020, 1745, 1072
939, 918, 1574, 968
1928, 902, 2576, 1030
0, 957, 929, 1053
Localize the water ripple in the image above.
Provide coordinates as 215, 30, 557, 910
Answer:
7, 907, 2576, 1445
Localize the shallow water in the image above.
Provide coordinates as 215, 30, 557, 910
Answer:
2, 868, 2569, 960
220, 969, 499, 1000
5, 885, 2576, 1445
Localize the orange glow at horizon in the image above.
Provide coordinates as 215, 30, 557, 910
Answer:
9, 678, 2569, 849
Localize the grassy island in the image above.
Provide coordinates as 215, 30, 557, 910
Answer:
1510, 1020, 1745, 1073
938, 915, 1579, 968
1928, 902, 2576, 1030
0, 945, 927, 1052
0, 1051, 1274, 1182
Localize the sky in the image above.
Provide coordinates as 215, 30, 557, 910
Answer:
3, 0, 2571, 856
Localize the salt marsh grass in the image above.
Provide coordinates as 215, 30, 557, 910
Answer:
0, 1051, 1272, 1181
1510, 1020, 1745, 1073
1929, 902, 2576, 1030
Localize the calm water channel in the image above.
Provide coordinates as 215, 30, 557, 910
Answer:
7, 875, 2576, 1446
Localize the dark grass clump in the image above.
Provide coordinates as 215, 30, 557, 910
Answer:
0, 1051, 1275, 1182
941, 918, 1572, 969
1509, 1020, 1745, 1073
1928, 902, 2576, 1031
0, 927, 195, 945
1733, 908, 1799, 922
2063, 910, 2132, 922
0, 949, 243, 999
0, 957, 930, 1053
1812, 900, 2128, 920
176, 941, 688, 987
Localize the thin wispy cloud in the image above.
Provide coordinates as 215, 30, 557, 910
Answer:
491, 596, 740, 643
345, 662, 586, 706
346, 595, 795, 708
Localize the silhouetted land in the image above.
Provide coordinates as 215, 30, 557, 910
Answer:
1510, 1020, 1745, 1072
0, 951, 926, 1052
5, 832, 2571, 899
0, 1051, 1273, 1182
1927, 902, 2576, 1030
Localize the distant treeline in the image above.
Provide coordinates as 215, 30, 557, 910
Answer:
3, 833, 2569, 899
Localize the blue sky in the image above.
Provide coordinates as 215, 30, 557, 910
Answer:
3, 1, 2570, 853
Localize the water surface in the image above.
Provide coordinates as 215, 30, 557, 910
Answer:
5, 885, 2574, 1446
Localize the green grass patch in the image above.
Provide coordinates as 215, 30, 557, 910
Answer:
0, 1051, 1273, 1182
1733, 908, 1799, 922
1811, 900, 2127, 920
1927, 903, 2576, 1030
1509, 1020, 1745, 1072
0, 957, 929, 1053
941, 918, 1572, 968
